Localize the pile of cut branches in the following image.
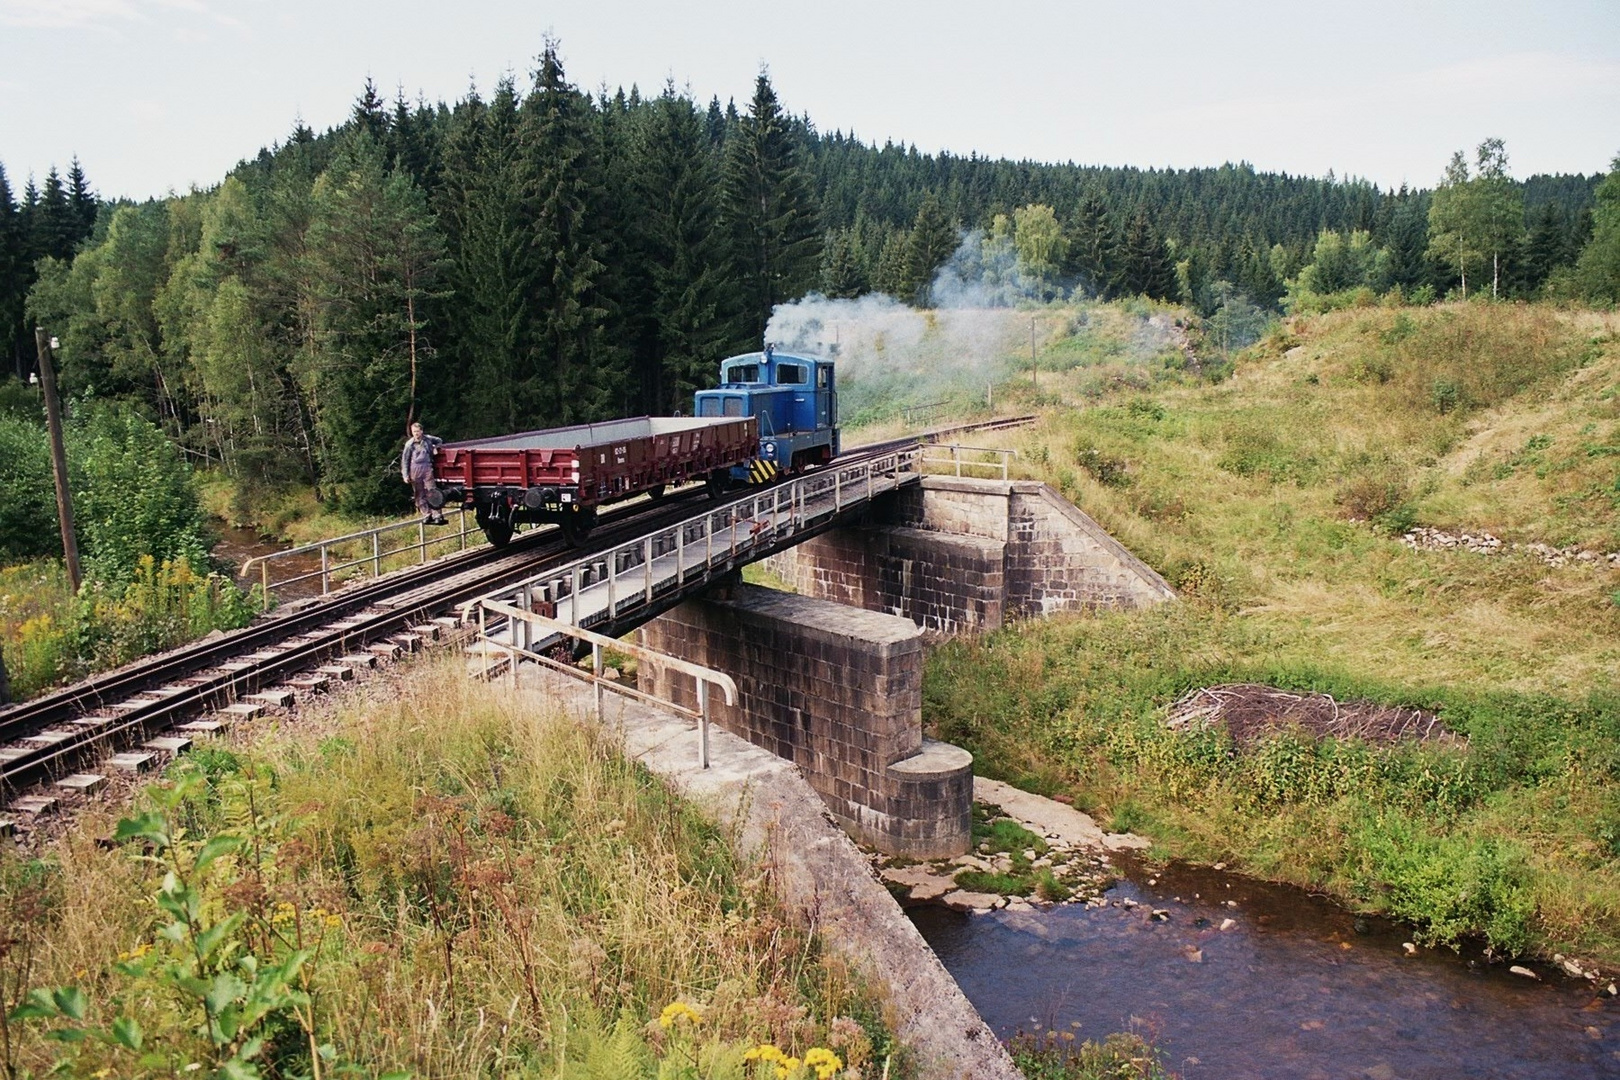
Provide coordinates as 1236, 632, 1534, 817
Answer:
1165, 683, 1460, 746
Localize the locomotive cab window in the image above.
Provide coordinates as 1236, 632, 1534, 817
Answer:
726, 363, 760, 383
817, 366, 832, 388
777, 364, 806, 385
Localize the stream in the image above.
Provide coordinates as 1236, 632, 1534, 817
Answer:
910, 858, 1618, 1079
210, 523, 328, 602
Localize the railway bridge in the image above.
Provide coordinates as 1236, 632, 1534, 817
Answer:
468, 442, 1174, 859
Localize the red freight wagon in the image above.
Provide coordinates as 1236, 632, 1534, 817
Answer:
431, 415, 758, 546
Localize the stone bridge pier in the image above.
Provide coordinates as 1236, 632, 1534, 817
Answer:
639, 475, 1175, 858
640, 583, 973, 858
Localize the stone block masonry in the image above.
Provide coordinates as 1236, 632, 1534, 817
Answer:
639, 583, 972, 858
767, 475, 1175, 630
765, 524, 1006, 634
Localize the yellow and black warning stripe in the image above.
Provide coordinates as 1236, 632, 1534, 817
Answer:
747, 458, 781, 484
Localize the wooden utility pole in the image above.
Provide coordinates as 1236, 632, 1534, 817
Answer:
1030, 316, 1038, 391
35, 328, 81, 593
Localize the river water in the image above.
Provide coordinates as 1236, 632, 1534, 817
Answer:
910, 858, 1618, 1079
210, 523, 328, 602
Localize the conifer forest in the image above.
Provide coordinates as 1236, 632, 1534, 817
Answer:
0, 44, 1613, 519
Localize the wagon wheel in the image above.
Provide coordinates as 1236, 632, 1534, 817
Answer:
647, 484, 666, 502
479, 517, 513, 548
559, 508, 596, 547
705, 469, 730, 500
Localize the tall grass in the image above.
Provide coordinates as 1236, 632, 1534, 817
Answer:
0, 557, 258, 699
0, 660, 894, 1078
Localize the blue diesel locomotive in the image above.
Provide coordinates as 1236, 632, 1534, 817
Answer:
694, 344, 839, 485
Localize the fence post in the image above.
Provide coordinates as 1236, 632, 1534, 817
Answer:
697, 679, 710, 769
419, 521, 427, 564
372, 532, 381, 577
592, 640, 603, 719
643, 537, 653, 603
260, 560, 270, 611
320, 545, 330, 595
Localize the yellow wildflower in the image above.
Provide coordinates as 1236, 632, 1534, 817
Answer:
804, 1047, 843, 1079
658, 1001, 702, 1029
271, 901, 297, 924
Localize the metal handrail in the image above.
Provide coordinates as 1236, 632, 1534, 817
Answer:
921, 444, 1018, 480
467, 445, 921, 645
239, 507, 482, 609
902, 400, 948, 426
473, 597, 737, 768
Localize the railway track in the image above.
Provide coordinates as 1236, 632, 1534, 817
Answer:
0, 417, 1035, 816
0, 489, 718, 808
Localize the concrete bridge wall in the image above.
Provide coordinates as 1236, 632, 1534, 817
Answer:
639, 583, 972, 858
765, 475, 1176, 632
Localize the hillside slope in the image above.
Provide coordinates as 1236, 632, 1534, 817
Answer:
924, 302, 1620, 961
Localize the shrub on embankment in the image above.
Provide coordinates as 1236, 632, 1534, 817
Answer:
0, 403, 257, 700
0, 660, 896, 1078
924, 304, 1620, 961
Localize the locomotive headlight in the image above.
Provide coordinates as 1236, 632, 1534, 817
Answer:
763, 441, 776, 457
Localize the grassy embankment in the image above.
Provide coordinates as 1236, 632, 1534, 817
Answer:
0, 658, 897, 1079
923, 301, 1620, 962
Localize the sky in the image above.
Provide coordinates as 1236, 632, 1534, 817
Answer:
1, 0, 1617, 202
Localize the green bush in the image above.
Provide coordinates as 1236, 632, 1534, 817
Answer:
0, 414, 60, 561
72, 402, 213, 583
1353, 817, 1535, 955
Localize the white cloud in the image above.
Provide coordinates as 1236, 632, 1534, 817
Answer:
0, 0, 138, 29
0, 0, 243, 29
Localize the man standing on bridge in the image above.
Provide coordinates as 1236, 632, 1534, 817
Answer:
401, 421, 447, 525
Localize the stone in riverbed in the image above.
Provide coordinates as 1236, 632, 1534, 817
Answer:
880, 866, 955, 903
1509, 965, 1539, 980
943, 890, 1005, 913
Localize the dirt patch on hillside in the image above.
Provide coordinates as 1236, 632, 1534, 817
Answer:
1166, 684, 1461, 746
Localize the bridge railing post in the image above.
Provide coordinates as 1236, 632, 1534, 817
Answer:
698, 679, 710, 769
644, 536, 654, 604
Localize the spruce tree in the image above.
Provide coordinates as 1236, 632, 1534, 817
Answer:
721, 71, 820, 339
517, 39, 624, 424
630, 85, 745, 412
1064, 192, 1118, 299
819, 229, 867, 299
435, 80, 541, 435
1120, 211, 1176, 300
1382, 188, 1430, 293
66, 158, 96, 238
352, 79, 389, 144
33, 167, 78, 262
902, 192, 956, 306
0, 162, 20, 378
305, 135, 448, 510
